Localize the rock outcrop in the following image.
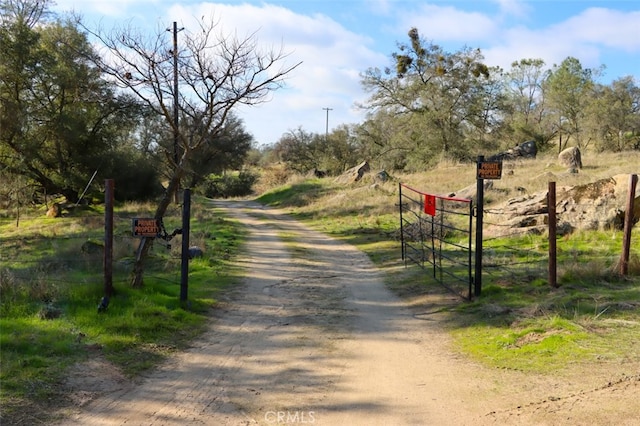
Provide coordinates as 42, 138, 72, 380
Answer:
484, 174, 639, 236
334, 161, 370, 184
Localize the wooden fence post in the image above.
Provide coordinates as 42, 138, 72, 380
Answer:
104, 179, 114, 298
180, 188, 191, 303
621, 174, 638, 275
548, 181, 557, 287
474, 156, 484, 297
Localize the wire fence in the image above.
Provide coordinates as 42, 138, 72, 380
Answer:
480, 179, 638, 285
399, 174, 639, 298
0, 205, 188, 294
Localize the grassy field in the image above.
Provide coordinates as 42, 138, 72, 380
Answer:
1, 150, 638, 422
257, 151, 640, 373
0, 198, 246, 422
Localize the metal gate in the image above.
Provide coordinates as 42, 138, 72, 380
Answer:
399, 183, 474, 299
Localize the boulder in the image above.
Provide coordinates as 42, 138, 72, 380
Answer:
451, 180, 494, 202
485, 174, 640, 236
555, 174, 639, 230
81, 240, 104, 255
487, 140, 537, 162
558, 146, 582, 169
313, 169, 327, 178
188, 246, 204, 259
334, 161, 370, 184
375, 170, 391, 182
46, 203, 62, 218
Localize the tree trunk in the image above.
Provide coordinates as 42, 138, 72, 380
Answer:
558, 134, 562, 154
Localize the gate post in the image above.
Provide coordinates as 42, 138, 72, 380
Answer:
474, 156, 484, 297
548, 181, 558, 287
399, 183, 405, 263
180, 188, 191, 304
621, 174, 638, 275
104, 179, 114, 298
468, 200, 474, 300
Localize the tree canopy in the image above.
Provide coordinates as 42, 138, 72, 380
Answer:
353, 28, 640, 172
0, 0, 144, 202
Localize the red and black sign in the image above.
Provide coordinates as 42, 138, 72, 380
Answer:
132, 218, 160, 237
477, 161, 503, 180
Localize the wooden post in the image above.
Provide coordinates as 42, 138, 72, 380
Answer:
399, 183, 405, 263
180, 188, 191, 303
621, 174, 638, 275
548, 181, 557, 287
104, 179, 114, 297
474, 156, 484, 297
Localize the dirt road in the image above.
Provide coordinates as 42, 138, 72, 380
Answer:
58, 200, 640, 425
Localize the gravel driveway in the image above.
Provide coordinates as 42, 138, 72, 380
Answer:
58, 200, 640, 426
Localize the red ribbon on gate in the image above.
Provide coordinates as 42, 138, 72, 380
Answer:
424, 194, 436, 216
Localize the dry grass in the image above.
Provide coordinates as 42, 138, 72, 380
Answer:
256, 150, 639, 232
397, 150, 640, 205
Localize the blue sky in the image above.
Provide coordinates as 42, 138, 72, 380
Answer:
51, 0, 640, 146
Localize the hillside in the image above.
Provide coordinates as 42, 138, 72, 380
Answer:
257, 148, 640, 375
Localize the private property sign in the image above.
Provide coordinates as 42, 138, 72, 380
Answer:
132, 218, 161, 237
477, 160, 503, 180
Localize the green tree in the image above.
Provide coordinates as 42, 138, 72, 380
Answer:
0, 0, 143, 202
271, 125, 361, 176
321, 124, 362, 175
355, 110, 412, 171
184, 112, 254, 188
587, 77, 640, 151
360, 28, 500, 167
273, 127, 318, 173
501, 58, 554, 149
544, 57, 597, 152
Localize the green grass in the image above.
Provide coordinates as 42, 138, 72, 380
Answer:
255, 168, 640, 374
0, 317, 81, 400
1, 152, 638, 421
0, 198, 246, 420
452, 317, 592, 371
256, 179, 332, 207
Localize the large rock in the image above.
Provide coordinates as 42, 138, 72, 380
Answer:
558, 146, 582, 169
485, 174, 640, 236
487, 140, 537, 162
556, 174, 639, 230
188, 246, 204, 259
334, 161, 370, 184
451, 180, 494, 202
46, 203, 62, 218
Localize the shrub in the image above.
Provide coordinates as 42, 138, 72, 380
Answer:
199, 170, 258, 198
106, 152, 164, 202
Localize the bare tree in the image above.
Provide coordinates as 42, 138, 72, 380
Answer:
81, 16, 301, 287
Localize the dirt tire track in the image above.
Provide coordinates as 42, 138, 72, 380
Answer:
57, 200, 640, 425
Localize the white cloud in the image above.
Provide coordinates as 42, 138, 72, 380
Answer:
491, 0, 531, 19
50, 1, 640, 145
482, 6, 640, 75
482, 25, 601, 72
160, 2, 383, 144
56, 0, 161, 19
395, 4, 498, 43
562, 7, 640, 52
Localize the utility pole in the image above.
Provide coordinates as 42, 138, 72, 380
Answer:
322, 107, 332, 141
169, 22, 183, 203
